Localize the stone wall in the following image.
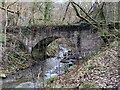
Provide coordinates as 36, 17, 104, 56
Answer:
80, 29, 103, 56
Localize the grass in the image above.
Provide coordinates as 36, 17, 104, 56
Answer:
46, 76, 57, 84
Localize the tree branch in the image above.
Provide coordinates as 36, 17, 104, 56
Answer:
94, 2, 105, 19
7, 0, 18, 9
87, 3, 96, 16
0, 6, 20, 15
71, 2, 98, 24
62, 2, 70, 21
71, 2, 98, 29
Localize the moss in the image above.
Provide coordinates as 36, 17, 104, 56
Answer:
79, 81, 98, 88
0, 34, 10, 43
0, 72, 7, 78
70, 65, 77, 69
46, 76, 57, 84
110, 41, 119, 47
80, 60, 95, 72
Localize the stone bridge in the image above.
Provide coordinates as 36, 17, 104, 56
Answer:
7, 23, 104, 59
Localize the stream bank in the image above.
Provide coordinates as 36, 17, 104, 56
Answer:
1, 43, 77, 88
45, 46, 119, 88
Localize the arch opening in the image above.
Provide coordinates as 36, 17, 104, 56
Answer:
31, 36, 60, 61
31, 36, 75, 61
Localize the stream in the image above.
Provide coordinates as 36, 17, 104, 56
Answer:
1, 46, 75, 88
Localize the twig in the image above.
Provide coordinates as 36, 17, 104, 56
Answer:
4, 1, 8, 47
62, 2, 70, 21
87, 3, 95, 14
87, 2, 98, 17
7, 0, 18, 8
94, 2, 105, 19
0, 6, 20, 15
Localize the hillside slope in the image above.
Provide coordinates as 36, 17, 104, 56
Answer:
45, 46, 119, 88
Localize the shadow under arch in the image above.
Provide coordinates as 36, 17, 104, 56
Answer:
31, 36, 60, 61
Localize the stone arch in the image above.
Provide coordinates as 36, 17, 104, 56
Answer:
31, 36, 60, 61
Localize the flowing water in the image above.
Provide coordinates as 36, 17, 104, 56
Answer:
1, 46, 74, 88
